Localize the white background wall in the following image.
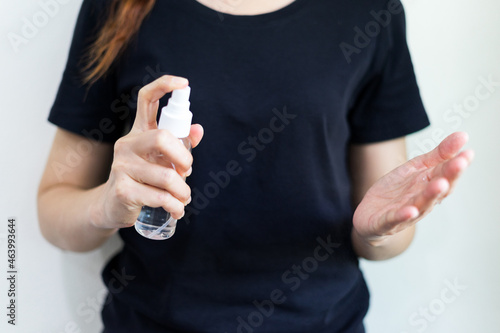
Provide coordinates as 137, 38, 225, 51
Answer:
0, 0, 499, 332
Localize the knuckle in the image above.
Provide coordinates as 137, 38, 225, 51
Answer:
153, 130, 170, 150
160, 168, 176, 188
114, 178, 131, 203
113, 137, 125, 152
138, 86, 148, 100
110, 153, 130, 175
158, 190, 173, 207
110, 161, 125, 175
113, 137, 131, 156
160, 75, 173, 87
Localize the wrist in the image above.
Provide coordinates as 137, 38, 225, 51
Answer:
352, 227, 391, 248
351, 226, 416, 260
87, 184, 119, 235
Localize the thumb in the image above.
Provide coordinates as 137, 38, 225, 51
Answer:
132, 75, 189, 132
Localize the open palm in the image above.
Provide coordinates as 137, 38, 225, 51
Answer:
353, 132, 474, 244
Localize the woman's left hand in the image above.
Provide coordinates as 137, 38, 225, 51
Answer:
353, 132, 474, 246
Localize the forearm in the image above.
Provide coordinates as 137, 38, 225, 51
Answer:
351, 225, 415, 261
38, 184, 118, 252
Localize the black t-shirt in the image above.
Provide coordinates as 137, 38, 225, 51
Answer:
49, 0, 430, 332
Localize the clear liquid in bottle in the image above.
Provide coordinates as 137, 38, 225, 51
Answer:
135, 206, 177, 240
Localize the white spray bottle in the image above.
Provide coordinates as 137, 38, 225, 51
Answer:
135, 86, 193, 240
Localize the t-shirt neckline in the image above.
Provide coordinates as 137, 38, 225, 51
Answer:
182, 0, 309, 26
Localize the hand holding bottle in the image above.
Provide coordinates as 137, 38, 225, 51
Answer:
92, 76, 203, 232
135, 83, 195, 239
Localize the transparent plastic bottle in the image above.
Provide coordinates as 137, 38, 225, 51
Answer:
135, 86, 193, 240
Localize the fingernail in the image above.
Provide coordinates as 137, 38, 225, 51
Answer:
185, 196, 192, 206
185, 167, 193, 177
173, 77, 188, 85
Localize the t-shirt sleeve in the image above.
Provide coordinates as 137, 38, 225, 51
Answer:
348, 1, 430, 144
48, 0, 127, 143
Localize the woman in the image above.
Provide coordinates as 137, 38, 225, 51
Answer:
38, 0, 473, 332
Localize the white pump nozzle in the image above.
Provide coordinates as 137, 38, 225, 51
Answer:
158, 86, 193, 138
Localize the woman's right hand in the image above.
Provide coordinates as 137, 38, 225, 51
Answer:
92, 75, 204, 230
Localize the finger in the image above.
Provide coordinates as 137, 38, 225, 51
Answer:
431, 149, 470, 181
139, 184, 187, 220
133, 184, 187, 220
412, 177, 450, 212
435, 149, 474, 199
133, 75, 189, 132
381, 205, 419, 231
189, 124, 204, 149
127, 159, 191, 205
115, 176, 187, 221
460, 149, 475, 164
394, 205, 419, 223
413, 132, 469, 169
128, 129, 193, 176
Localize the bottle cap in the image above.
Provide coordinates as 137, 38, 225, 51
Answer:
158, 86, 193, 138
